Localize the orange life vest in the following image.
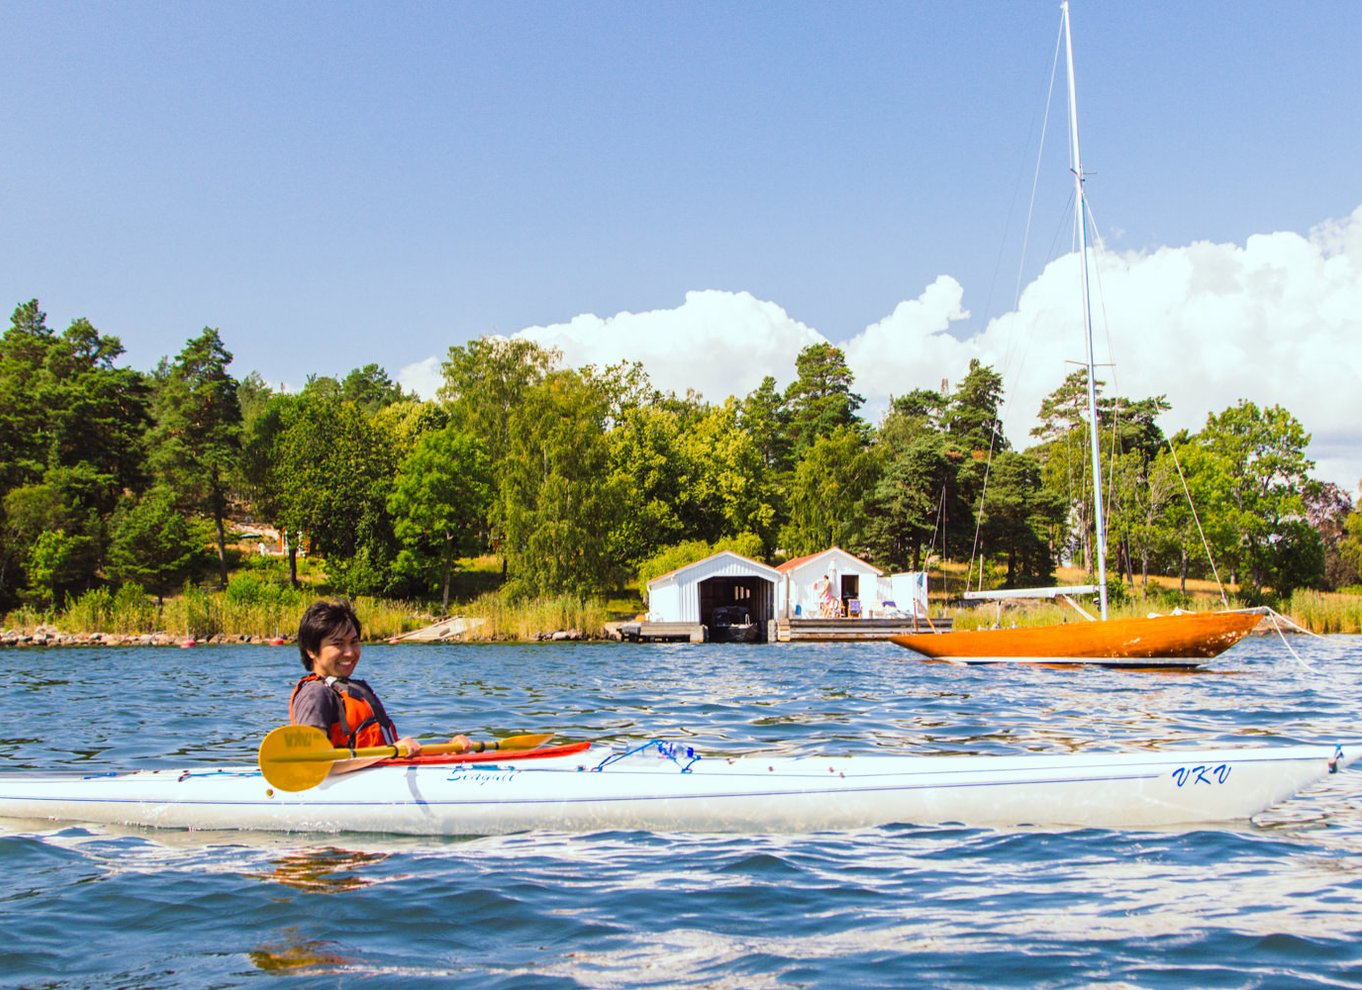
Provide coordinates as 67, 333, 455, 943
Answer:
290, 674, 399, 750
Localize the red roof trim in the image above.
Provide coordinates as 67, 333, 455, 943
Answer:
775, 546, 882, 575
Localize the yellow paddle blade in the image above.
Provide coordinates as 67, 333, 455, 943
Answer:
258, 725, 340, 792
258, 726, 558, 792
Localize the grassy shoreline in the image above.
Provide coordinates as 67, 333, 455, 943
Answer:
5, 556, 1361, 644
1, 550, 647, 645
1, 591, 631, 645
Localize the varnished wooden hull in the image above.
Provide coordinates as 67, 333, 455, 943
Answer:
890, 611, 1261, 666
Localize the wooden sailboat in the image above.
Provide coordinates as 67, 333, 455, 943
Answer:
892, 607, 1262, 667
892, 2, 1260, 668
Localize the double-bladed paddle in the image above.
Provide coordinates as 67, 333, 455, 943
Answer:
258, 724, 555, 792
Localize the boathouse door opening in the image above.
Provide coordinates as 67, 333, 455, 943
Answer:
698, 576, 773, 641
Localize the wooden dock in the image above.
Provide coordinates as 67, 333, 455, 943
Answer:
609, 621, 707, 643
774, 616, 953, 642
606, 617, 954, 644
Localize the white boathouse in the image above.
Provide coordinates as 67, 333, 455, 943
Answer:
645, 551, 782, 635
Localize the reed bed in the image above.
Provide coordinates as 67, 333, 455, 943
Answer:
5, 579, 608, 644
1284, 590, 1362, 635
6, 580, 431, 642
461, 593, 609, 640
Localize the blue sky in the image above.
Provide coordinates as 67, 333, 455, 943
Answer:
3, 1, 1361, 486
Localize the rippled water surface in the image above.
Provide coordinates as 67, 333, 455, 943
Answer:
3, 635, 1361, 988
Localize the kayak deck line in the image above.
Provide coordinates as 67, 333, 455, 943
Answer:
1, 742, 1350, 787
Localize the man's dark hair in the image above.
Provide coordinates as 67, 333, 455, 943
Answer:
298, 600, 362, 671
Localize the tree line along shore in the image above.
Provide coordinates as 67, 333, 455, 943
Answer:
2, 297, 1361, 643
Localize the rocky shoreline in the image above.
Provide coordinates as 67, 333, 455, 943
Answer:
1, 625, 289, 647
1, 621, 598, 647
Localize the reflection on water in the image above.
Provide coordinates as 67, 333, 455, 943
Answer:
256, 846, 389, 893
249, 929, 347, 972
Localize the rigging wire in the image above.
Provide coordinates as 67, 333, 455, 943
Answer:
967, 421, 1002, 594
1162, 436, 1230, 608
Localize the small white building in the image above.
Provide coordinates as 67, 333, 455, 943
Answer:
777, 547, 884, 618
880, 571, 930, 619
777, 547, 928, 619
646, 551, 782, 635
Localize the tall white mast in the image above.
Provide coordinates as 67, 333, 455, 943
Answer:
1062, 0, 1109, 620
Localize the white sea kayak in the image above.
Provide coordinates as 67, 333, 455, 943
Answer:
0, 739, 1355, 835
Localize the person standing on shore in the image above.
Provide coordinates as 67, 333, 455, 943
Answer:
289, 599, 469, 770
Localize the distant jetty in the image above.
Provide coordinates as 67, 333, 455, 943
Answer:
387, 616, 488, 643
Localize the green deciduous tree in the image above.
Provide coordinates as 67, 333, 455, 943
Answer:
107, 488, 209, 604
441, 336, 559, 576
277, 394, 400, 594
2, 464, 109, 605
388, 425, 493, 610
440, 337, 558, 449
1339, 500, 1362, 587
25, 530, 82, 608
1101, 394, 1170, 589
236, 371, 275, 430
1194, 400, 1317, 597
781, 426, 880, 557
674, 398, 777, 551
607, 401, 692, 564
500, 370, 624, 598
239, 390, 303, 584
1304, 481, 1360, 590
608, 393, 778, 565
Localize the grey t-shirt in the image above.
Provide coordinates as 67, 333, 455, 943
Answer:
291, 676, 396, 741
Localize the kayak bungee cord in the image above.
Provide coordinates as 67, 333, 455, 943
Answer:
592, 740, 701, 773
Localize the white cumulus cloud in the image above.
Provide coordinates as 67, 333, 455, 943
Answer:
398, 206, 1362, 493
839, 206, 1362, 492
515, 289, 825, 404
397, 355, 443, 401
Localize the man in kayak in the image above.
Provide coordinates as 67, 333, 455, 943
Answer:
290, 600, 470, 767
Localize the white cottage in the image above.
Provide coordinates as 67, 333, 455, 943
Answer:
776, 547, 884, 618
776, 547, 929, 619
646, 551, 783, 636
